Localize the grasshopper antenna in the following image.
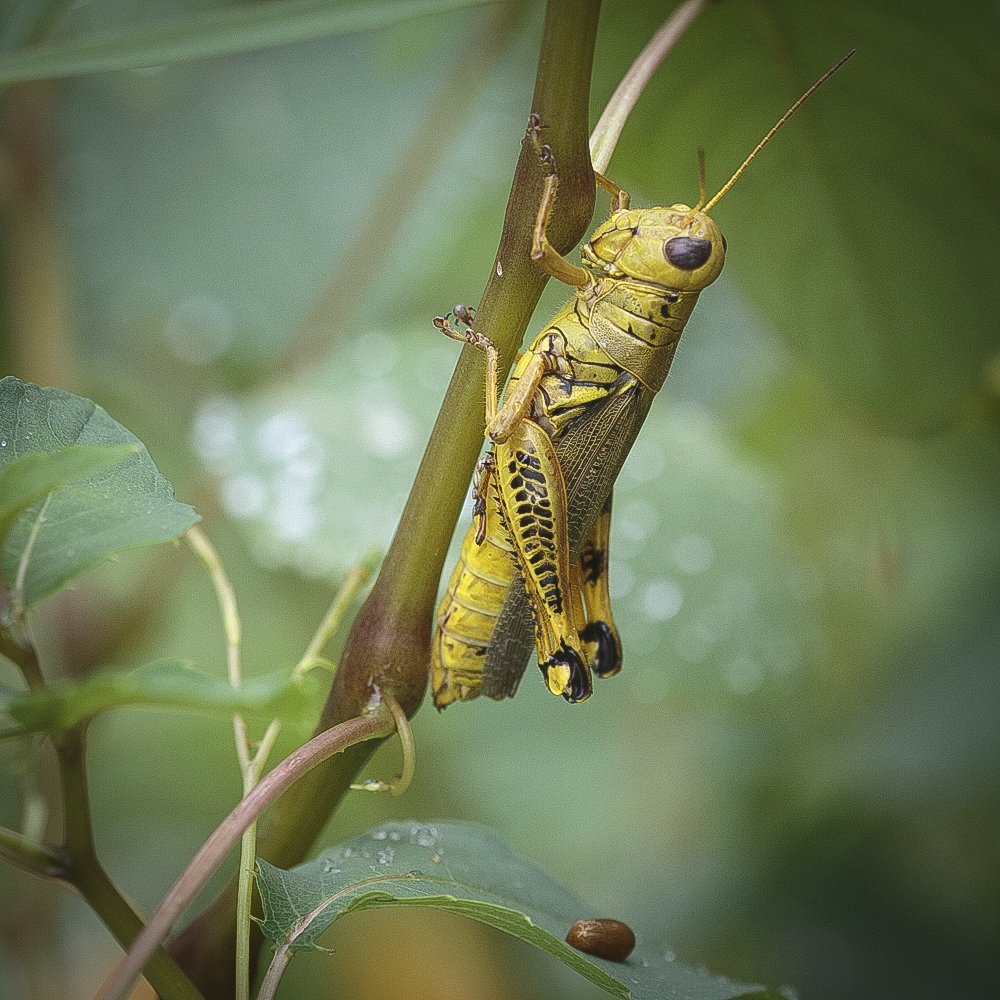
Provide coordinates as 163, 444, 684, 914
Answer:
702, 49, 855, 215
692, 148, 707, 211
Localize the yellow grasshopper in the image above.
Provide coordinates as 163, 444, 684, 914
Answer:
432, 54, 853, 708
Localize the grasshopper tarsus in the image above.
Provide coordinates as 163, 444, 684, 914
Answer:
524, 112, 556, 176
524, 111, 548, 145
453, 303, 476, 326
434, 305, 494, 358
471, 453, 496, 547
539, 144, 556, 175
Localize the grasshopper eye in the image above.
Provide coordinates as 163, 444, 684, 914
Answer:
663, 236, 712, 270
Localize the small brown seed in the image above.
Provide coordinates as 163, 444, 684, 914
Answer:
565, 918, 636, 962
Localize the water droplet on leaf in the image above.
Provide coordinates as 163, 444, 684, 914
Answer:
409, 824, 438, 848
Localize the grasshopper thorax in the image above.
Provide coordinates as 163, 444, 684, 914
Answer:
581, 205, 726, 294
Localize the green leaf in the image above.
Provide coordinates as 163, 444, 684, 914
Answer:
596, 0, 999, 428
256, 821, 781, 1000
0, 377, 199, 609
0, 444, 135, 545
0, 0, 489, 84
0, 658, 321, 734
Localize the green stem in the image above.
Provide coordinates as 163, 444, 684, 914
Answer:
589, 0, 709, 173
56, 727, 95, 860
55, 725, 205, 1000
75, 860, 206, 1000
234, 821, 257, 1000
0, 620, 46, 691
0, 725, 214, 1000
107, 711, 394, 1000
185, 526, 242, 687
170, 4, 602, 995
249, 0, 601, 865
0, 823, 65, 877
295, 561, 372, 675
0, 618, 202, 997
185, 525, 257, 999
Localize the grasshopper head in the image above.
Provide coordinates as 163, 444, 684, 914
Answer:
581, 205, 726, 293
578, 51, 856, 297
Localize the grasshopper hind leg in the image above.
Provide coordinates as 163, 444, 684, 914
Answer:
581, 620, 621, 678
495, 420, 595, 703
578, 492, 623, 679
540, 640, 591, 704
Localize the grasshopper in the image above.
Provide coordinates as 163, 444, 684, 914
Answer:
432, 54, 853, 708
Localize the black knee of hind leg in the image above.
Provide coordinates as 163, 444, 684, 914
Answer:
539, 643, 592, 703
581, 621, 622, 678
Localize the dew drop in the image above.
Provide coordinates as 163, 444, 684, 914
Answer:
376, 849, 394, 865
409, 824, 438, 848
371, 829, 388, 841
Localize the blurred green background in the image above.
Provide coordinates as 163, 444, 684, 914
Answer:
1, 1, 998, 998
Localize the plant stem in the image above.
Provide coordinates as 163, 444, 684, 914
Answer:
1, 610, 202, 998
0, 823, 65, 877
296, 561, 372, 675
249, 0, 601, 870
234, 821, 257, 1000
349, 692, 415, 796
589, 0, 709, 173
50, 723, 206, 999
186, 524, 258, 999
185, 527, 241, 688
75, 859, 207, 1000
56, 726, 95, 859
0, 622, 46, 691
103, 710, 394, 1000
170, 4, 602, 994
